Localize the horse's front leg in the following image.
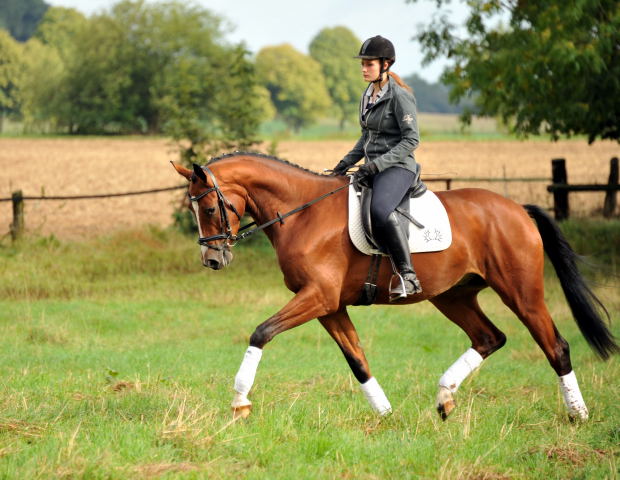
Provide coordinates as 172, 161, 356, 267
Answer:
231, 285, 335, 419
319, 309, 392, 415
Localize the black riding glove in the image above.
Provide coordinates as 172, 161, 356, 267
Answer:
353, 161, 379, 187
331, 160, 351, 176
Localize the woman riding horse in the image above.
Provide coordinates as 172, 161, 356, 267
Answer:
332, 35, 422, 300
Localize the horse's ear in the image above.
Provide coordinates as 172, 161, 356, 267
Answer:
192, 163, 207, 183
171, 161, 192, 181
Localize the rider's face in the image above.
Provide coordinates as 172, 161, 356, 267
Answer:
361, 59, 387, 82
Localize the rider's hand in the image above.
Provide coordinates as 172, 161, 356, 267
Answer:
353, 161, 379, 186
330, 160, 350, 176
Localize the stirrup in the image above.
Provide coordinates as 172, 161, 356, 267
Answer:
389, 273, 422, 302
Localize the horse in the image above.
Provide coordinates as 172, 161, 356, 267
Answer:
171, 152, 618, 421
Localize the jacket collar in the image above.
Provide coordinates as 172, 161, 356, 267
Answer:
369, 76, 394, 107
359, 76, 395, 125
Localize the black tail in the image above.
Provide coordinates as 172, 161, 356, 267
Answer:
524, 205, 619, 359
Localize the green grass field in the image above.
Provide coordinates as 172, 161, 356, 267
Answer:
0, 227, 618, 479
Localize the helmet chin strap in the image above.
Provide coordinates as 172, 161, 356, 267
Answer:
372, 60, 389, 84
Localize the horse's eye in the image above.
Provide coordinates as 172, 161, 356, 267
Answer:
205, 207, 216, 216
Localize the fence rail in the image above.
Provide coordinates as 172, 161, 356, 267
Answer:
3, 158, 618, 241
0, 185, 186, 203
2, 185, 186, 241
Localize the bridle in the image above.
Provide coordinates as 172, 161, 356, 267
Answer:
188, 164, 359, 251
188, 166, 242, 250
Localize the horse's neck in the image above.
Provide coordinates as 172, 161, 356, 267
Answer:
242, 164, 328, 222
221, 157, 335, 235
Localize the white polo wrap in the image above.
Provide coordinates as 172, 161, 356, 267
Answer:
234, 346, 263, 396
439, 348, 484, 393
559, 370, 589, 419
360, 377, 392, 415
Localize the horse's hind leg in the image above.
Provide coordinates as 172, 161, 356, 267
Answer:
490, 271, 588, 419
319, 309, 392, 415
430, 284, 507, 420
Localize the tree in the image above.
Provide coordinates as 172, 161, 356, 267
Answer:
256, 44, 331, 132
34, 0, 267, 151
0, 0, 48, 42
309, 26, 365, 129
60, 12, 133, 133
18, 37, 65, 131
18, 7, 88, 131
34, 6, 86, 61
410, 0, 620, 143
0, 29, 21, 131
403, 73, 476, 113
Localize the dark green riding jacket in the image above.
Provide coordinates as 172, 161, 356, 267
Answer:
340, 75, 420, 175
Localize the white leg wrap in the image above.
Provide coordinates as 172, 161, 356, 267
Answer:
360, 377, 392, 416
232, 346, 262, 407
559, 371, 589, 419
439, 348, 484, 393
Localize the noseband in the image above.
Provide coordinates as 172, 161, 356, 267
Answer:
188, 166, 242, 250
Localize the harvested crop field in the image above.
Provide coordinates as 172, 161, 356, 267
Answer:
1, 137, 618, 239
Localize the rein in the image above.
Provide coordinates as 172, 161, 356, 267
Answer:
189, 166, 357, 248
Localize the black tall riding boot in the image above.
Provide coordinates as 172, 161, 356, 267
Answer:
381, 211, 422, 301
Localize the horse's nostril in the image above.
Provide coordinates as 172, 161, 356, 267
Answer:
207, 259, 221, 270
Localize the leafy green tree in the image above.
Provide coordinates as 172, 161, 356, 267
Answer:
33, 0, 266, 150
0, 29, 22, 131
309, 26, 365, 129
0, 0, 48, 42
17, 37, 65, 131
60, 13, 132, 133
17, 7, 88, 132
256, 44, 331, 132
410, 0, 620, 143
120, 0, 267, 158
34, 6, 86, 61
403, 73, 476, 113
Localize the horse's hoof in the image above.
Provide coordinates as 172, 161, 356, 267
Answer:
436, 387, 456, 421
232, 404, 252, 420
567, 407, 589, 422
437, 400, 456, 420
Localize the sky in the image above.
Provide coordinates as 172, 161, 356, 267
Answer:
46, 0, 470, 82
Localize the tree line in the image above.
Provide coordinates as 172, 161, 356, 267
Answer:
0, 0, 374, 158
3, 0, 618, 147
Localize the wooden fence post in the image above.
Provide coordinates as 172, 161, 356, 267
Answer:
603, 157, 618, 218
10, 190, 24, 241
551, 158, 569, 220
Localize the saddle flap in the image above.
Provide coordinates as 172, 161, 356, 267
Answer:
358, 174, 426, 250
348, 178, 452, 255
360, 187, 378, 249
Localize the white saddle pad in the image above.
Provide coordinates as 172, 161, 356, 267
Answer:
348, 183, 452, 255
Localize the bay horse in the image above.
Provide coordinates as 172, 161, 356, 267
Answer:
172, 152, 618, 421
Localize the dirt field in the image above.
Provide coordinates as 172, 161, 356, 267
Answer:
1, 137, 618, 239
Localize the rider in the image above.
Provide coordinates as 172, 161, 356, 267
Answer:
331, 35, 422, 300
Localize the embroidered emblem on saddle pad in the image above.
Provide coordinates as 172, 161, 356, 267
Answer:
348, 182, 452, 255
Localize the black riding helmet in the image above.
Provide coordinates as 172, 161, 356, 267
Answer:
354, 35, 395, 83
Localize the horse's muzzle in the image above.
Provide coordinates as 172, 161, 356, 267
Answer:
203, 246, 233, 270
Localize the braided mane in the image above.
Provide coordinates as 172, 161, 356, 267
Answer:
206, 151, 325, 177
